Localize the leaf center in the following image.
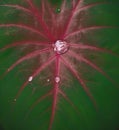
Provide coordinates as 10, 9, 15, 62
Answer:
53, 40, 69, 54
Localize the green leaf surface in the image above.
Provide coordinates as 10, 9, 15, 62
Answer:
0, 0, 119, 130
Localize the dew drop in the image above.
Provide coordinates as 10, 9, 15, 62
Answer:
47, 79, 50, 82
57, 8, 61, 12
55, 76, 60, 83
14, 99, 16, 102
53, 40, 69, 54
55, 8, 61, 13
28, 76, 33, 82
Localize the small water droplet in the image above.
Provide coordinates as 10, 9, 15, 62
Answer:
55, 8, 61, 13
55, 76, 60, 83
47, 79, 50, 82
14, 99, 16, 102
57, 8, 61, 12
28, 76, 33, 82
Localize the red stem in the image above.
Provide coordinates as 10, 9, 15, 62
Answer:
59, 90, 80, 115
61, 0, 82, 39
0, 24, 47, 39
7, 48, 51, 72
0, 4, 31, 13
48, 55, 60, 130
26, 0, 55, 41
60, 56, 97, 109
70, 43, 118, 57
15, 55, 55, 99
69, 50, 117, 87
65, 26, 115, 39
25, 91, 53, 119
0, 41, 51, 52
78, 1, 108, 12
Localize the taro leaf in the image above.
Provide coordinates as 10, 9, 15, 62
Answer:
0, 0, 119, 130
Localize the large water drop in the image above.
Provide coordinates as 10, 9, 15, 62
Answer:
53, 40, 69, 54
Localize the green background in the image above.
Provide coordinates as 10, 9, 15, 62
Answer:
0, 0, 119, 130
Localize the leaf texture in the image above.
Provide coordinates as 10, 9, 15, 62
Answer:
0, 0, 119, 130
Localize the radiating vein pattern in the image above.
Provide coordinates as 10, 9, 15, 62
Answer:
0, 0, 118, 130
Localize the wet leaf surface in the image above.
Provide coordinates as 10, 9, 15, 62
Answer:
0, 0, 119, 130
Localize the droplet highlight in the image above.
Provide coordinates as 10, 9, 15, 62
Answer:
47, 79, 50, 82
14, 98, 16, 102
28, 76, 33, 82
55, 76, 60, 83
55, 8, 61, 13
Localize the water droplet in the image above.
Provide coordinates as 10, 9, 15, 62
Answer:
28, 76, 33, 82
55, 8, 61, 13
47, 79, 50, 82
53, 40, 69, 54
55, 76, 60, 83
14, 99, 16, 102
57, 8, 61, 12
